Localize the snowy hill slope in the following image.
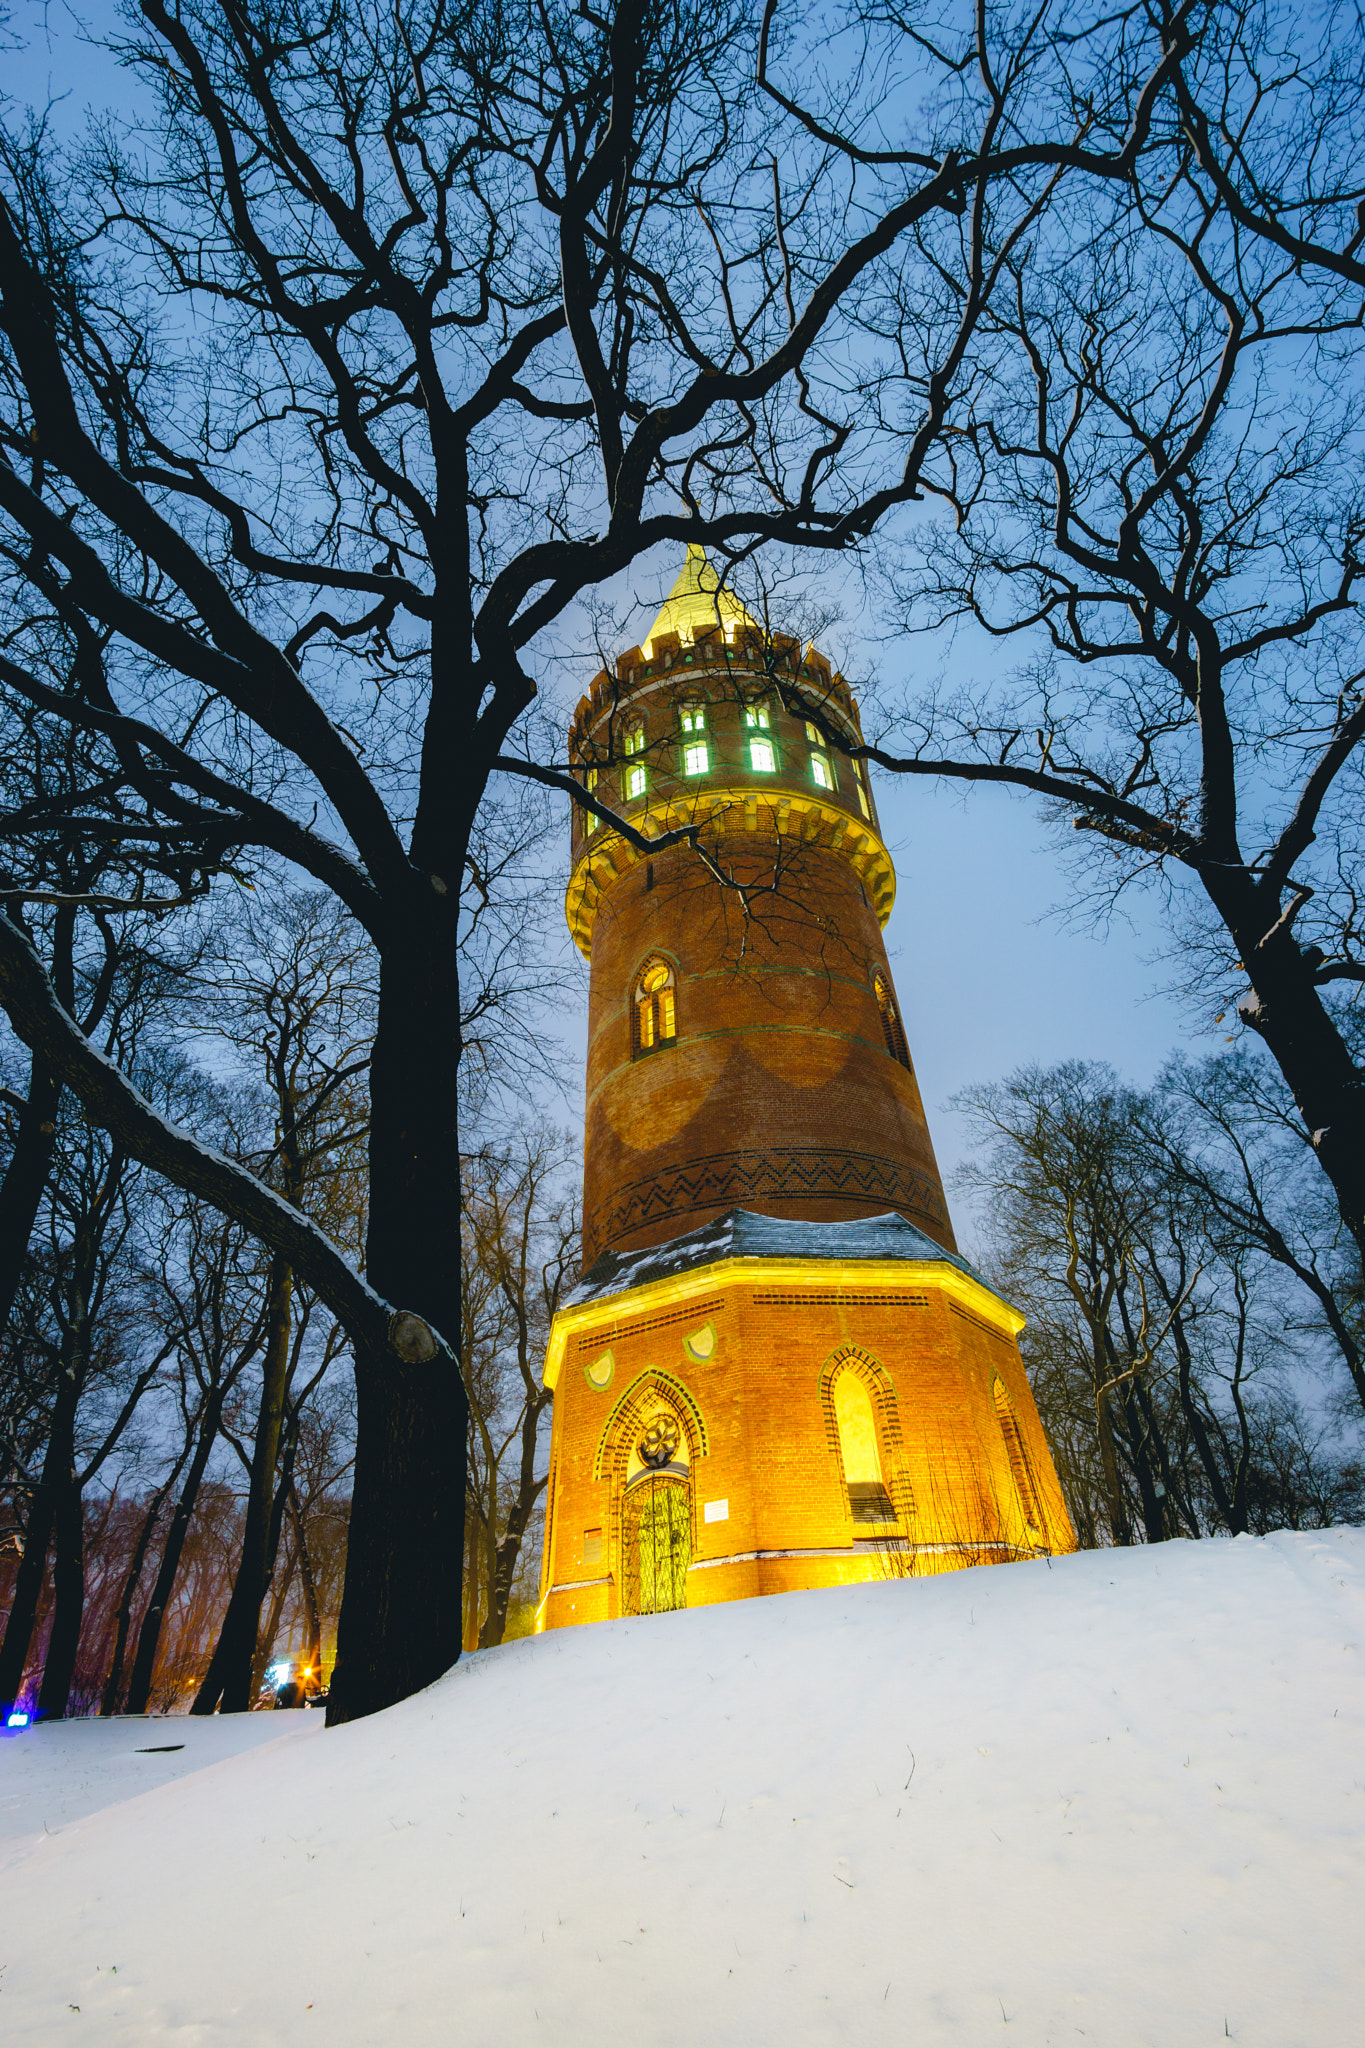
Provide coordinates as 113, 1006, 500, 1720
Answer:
1, 1532, 1362, 2047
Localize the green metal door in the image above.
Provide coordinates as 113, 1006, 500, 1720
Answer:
622, 1475, 691, 1615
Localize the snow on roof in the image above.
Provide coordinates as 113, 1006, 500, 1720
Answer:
564, 1206, 995, 1308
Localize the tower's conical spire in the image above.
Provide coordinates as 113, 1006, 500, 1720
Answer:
642, 545, 762, 656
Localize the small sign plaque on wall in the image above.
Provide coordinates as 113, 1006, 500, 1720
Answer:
703, 1498, 729, 1523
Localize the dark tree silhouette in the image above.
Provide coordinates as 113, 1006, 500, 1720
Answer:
0, 0, 1184, 1717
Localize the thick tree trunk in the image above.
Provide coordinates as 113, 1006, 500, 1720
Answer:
328, 932, 467, 1725
193, 1257, 293, 1714
1213, 875, 1365, 1283
125, 1386, 226, 1715
0, 1055, 60, 1333
35, 1473, 84, 1719
0, 1358, 79, 1718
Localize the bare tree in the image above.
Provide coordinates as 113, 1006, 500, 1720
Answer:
958, 1054, 1365, 1546
121, 1196, 265, 1715
0, 1033, 184, 1722
819, 0, 1365, 1282
0, 0, 1181, 1715
461, 1128, 577, 1648
189, 885, 369, 1713
956, 1062, 1189, 1544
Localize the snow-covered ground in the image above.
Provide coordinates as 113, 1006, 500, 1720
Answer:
1, 1531, 1361, 2046
0, 1705, 322, 1843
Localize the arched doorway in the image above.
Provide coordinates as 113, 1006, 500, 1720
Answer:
621, 1409, 692, 1614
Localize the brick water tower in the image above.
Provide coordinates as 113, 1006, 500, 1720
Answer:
535, 552, 1073, 1629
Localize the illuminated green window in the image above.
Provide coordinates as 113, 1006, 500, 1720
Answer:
805, 720, 821, 743
683, 741, 710, 776
679, 702, 706, 733
626, 763, 648, 800
749, 737, 776, 773
854, 758, 871, 817
857, 784, 870, 817
743, 700, 770, 729
811, 753, 834, 790
582, 766, 599, 834
623, 723, 646, 756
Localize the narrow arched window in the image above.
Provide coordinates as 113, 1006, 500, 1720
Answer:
873, 971, 910, 1069
993, 1378, 1041, 1530
678, 700, 709, 776
633, 958, 677, 1055
833, 1371, 894, 1523
622, 720, 648, 800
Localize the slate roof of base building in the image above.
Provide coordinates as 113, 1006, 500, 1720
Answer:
563, 1207, 1002, 1311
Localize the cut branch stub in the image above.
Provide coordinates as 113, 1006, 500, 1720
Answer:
388, 1310, 440, 1364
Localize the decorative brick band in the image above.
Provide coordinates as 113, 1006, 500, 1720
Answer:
584, 1146, 948, 1266
753, 1291, 929, 1308
574, 1296, 726, 1353
947, 1298, 1015, 1346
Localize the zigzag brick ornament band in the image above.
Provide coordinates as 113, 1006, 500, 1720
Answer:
582, 1146, 950, 1267
536, 552, 1075, 1631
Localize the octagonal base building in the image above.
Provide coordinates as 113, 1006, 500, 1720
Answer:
534, 552, 1074, 1632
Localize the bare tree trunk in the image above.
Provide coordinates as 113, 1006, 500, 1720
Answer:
478, 1495, 535, 1648
1170, 1310, 1244, 1535
35, 1468, 84, 1719
0, 1055, 59, 1332
100, 1448, 189, 1715
193, 1256, 293, 1714
124, 1384, 227, 1715
329, 948, 467, 1723
255, 1527, 298, 1696
289, 1488, 323, 1688
1114, 1384, 1169, 1544
478, 1396, 550, 1649
1208, 872, 1365, 1279
0, 1356, 79, 1718
1091, 1331, 1133, 1549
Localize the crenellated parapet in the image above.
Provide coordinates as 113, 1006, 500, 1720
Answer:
564, 572, 889, 957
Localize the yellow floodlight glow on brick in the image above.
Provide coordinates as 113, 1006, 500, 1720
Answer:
538, 553, 1076, 1634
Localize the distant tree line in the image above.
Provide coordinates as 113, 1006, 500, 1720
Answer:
958, 1052, 1365, 1551
0, 0, 1363, 1719
0, 865, 571, 1718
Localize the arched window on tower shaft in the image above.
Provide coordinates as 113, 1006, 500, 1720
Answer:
993, 1377, 1041, 1531
873, 971, 911, 1070
833, 1370, 895, 1523
633, 957, 677, 1056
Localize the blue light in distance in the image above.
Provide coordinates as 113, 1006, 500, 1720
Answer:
6, 1711, 30, 1728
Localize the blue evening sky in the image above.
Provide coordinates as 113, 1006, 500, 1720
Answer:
1, 4, 1207, 1245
